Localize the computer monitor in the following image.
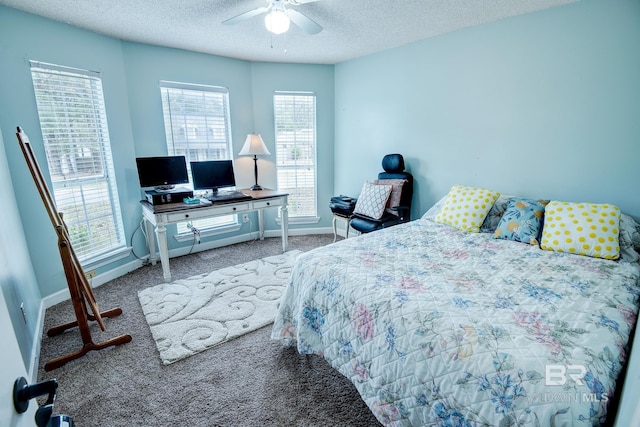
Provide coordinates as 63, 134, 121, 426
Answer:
135, 156, 189, 191
190, 160, 236, 193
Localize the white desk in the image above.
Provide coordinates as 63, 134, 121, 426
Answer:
141, 189, 288, 282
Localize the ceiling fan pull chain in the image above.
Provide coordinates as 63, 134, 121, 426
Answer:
284, 30, 288, 54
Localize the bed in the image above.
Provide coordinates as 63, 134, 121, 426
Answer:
271, 188, 640, 426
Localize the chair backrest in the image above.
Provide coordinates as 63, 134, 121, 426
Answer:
378, 154, 413, 219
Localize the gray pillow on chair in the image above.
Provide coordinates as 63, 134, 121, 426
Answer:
353, 181, 393, 220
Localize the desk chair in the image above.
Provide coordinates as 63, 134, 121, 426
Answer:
349, 154, 413, 234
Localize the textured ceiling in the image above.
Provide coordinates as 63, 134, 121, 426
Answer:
0, 0, 577, 64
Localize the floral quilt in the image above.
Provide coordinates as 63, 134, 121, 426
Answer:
271, 218, 640, 426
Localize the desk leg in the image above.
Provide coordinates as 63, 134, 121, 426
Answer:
280, 205, 288, 252
155, 223, 172, 282
258, 209, 265, 240
144, 219, 157, 265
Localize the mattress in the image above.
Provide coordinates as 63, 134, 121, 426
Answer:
271, 218, 640, 426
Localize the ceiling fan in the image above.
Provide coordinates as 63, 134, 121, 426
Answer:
223, 0, 323, 35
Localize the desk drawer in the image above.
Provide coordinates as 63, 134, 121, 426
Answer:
166, 203, 250, 222
253, 199, 282, 209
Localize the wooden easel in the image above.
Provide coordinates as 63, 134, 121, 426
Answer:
16, 127, 132, 371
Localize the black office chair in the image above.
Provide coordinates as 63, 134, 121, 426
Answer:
349, 154, 413, 234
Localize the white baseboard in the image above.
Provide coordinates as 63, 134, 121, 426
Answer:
41, 258, 147, 309
29, 302, 45, 382
41, 228, 334, 309
267, 226, 334, 237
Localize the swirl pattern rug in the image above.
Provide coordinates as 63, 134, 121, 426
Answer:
139, 250, 302, 365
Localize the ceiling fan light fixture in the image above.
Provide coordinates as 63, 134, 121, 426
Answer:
265, 10, 290, 34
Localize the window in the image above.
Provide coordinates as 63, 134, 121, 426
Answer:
30, 61, 126, 263
160, 81, 235, 233
273, 92, 317, 218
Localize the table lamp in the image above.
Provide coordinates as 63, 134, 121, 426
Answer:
239, 134, 271, 190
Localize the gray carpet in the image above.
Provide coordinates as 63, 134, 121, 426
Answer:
37, 235, 382, 426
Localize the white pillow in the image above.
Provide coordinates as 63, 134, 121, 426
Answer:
354, 181, 393, 220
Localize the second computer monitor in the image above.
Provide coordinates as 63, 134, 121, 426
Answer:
190, 160, 237, 193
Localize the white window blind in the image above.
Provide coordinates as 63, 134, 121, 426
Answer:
160, 81, 235, 232
273, 92, 317, 218
30, 61, 126, 262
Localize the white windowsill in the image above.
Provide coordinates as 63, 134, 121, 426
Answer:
80, 245, 132, 270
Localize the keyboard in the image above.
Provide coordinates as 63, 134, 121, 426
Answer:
205, 190, 252, 202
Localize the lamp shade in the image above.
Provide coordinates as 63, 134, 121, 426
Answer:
239, 134, 271, 156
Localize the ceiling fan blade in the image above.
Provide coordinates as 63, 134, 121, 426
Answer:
222, 6, 269, 25
286, 0, 321, 4
286, 9, 322, 34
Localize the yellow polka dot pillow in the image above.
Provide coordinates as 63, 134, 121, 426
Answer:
434, 185, 500, 232
540, 201, 621, 260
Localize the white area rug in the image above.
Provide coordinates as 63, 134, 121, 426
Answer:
139, 250, 302, 365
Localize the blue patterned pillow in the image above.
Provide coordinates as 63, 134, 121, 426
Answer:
493, 198, 548, 245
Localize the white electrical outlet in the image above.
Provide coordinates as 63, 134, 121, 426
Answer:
242, 214, 250, 223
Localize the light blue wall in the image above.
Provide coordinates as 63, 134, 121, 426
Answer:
0, 6, 336, 300
0, 9, 137, 298
249, 62, 335, 225
121, 49, 336, 239
121, 42, 257, 247
0, 126, 41, 369
333, 0, 640, 422
334, 0, 640, 221
1, 0, 640, 421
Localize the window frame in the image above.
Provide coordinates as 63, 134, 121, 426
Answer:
29, 60, 127, 264
273, 91, 318, 222
159, 81, 238, 235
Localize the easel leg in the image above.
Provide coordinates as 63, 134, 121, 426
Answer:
44, 334, 132, 371
43, 239, 132, 371
16, 127, 132, 372
47, 307, 124, 337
